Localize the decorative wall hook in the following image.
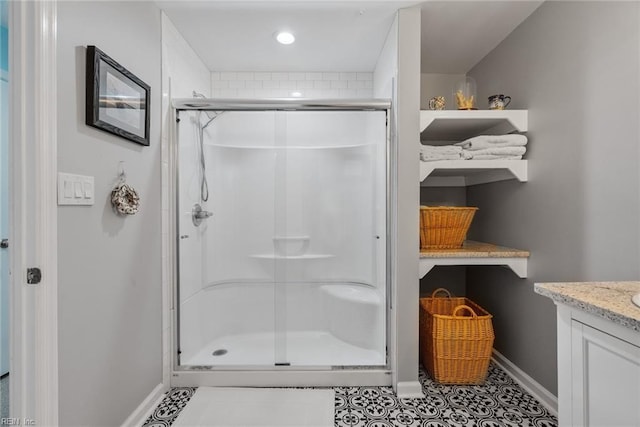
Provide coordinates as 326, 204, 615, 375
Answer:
117, 161, 127, 183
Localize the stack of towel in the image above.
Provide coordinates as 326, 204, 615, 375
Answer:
420, 134, 527, 162
456, 134, 527, 160
420, 144, 463, 161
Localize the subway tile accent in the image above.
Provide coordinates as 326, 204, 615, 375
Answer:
211, 71, 375, 99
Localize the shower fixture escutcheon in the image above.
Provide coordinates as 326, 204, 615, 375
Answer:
192, 203, 213, 226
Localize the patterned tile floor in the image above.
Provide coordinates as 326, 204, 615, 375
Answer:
0, 374, 8, 421
142, 363, 558, 426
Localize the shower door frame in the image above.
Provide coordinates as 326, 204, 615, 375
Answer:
170, 99, 394, 387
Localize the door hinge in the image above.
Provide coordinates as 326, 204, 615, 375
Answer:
27, 267, 42, 284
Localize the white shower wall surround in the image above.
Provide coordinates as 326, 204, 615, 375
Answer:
211, 71, 374, 99
176, 107, 387, 369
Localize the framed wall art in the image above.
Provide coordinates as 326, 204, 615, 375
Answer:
85, 45, 150, 146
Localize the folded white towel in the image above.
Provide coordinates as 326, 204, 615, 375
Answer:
455, 134, 528, 151
421, 153, 463, 162
461, 146, 526, 159
420, 145, 462, 155
465, 154, 523, 160
420, 144, 463, 161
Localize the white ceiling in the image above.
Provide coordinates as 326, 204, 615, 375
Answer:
158, 0, 543, 74
158, 1, 420, 72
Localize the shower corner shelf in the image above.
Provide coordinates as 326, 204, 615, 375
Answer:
420, 159, 528, 187
419, 240, 529, 279
250, 254, 335, 260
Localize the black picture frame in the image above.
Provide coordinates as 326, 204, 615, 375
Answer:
85, 45, 150, 146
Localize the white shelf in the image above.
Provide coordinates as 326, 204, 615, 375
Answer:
420, 110, 528, 141
419, 240, 529, 278
420, 159, 528, 186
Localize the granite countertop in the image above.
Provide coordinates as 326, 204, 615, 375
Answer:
420, 240, 530, 258
534, 281, 640, 332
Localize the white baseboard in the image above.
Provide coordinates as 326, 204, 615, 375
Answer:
395, 381, 425, 398
492, 349, 558, 417
121, 383, 168, 427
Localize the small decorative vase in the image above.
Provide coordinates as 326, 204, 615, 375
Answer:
488, 94, 512, 110
428, 96, 446, 110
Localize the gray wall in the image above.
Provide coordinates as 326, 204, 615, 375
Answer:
57, 2, 162, 425
466, 1, 640, 395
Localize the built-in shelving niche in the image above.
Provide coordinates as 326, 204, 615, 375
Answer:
419, 110, 530, 278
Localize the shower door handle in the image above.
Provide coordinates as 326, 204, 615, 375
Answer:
0, 239, 8, 249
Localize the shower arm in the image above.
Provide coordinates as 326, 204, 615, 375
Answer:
193, 91, 225, 128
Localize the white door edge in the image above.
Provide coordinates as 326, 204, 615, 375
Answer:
9, 1, 59, 424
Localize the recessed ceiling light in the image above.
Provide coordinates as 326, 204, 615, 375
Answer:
275, 31, 295, 45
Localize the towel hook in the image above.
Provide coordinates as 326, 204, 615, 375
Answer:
117, 161, 127, 183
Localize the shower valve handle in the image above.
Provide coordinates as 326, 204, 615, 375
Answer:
192, 204, 213, 226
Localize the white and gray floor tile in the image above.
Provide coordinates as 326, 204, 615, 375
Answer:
142, 363, 558, 427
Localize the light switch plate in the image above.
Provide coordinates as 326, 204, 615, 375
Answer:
58, 172, 95, 206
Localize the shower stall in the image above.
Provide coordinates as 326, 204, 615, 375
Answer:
172, 99, 390, 380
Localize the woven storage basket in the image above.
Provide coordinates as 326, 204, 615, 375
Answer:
419, 288, 494, 384
420, 206, 478, 250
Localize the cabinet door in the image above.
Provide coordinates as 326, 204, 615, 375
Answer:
571, 320, 640, 427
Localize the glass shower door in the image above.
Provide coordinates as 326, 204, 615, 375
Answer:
178, 110, 280, 367
277, 111, 387, 367
176, 107, 387, 369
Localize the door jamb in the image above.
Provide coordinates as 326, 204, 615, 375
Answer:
9, 1, 59, 424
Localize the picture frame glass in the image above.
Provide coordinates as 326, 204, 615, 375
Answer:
98, 59, 147, 139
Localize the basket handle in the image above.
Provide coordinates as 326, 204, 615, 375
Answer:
452, 304, 478, 318
431, 288, 452, 298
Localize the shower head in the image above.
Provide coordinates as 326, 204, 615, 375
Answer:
193, 91, 217, 122
192, 91, 226, 129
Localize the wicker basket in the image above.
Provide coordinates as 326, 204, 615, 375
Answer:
420, 206, 478, 250
419, 288, 494, 384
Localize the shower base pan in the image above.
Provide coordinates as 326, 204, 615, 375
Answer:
182, 330, 385, 367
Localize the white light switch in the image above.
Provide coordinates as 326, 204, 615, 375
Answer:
58, 173, 95, 206
83, 181, 93, 199
74, 182, 83, 198
64, 181, 73, 198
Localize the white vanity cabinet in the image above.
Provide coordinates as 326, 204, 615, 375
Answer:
556, 304, 640, 427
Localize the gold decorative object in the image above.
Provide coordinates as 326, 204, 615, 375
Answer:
453, 76, 478, 110
455, 90, 475, 110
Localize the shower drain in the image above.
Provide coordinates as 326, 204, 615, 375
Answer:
212, 349, 228, 356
